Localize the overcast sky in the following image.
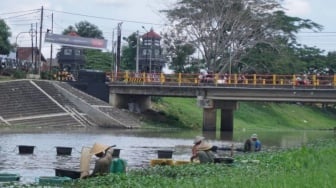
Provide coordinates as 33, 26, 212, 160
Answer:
1, 0, 336, 58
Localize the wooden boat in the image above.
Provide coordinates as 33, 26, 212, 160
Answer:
150, 159, 174, 167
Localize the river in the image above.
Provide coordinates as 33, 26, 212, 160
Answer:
0, 127, 334, 184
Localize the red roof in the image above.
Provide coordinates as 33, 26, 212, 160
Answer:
142, 28, 161, 39
17, 47, 46, 62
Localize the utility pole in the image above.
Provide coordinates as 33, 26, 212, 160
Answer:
49, 12, 53, 77
136, 30, 139, 73
116, 22, 122, 75
38, 6, 43, 76
30, 23, 34, 71
111, 28, 115, 74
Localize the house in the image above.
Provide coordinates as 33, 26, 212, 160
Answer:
16, 47, 47, 72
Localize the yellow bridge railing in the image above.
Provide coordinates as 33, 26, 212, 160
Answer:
106, 72, 336, 88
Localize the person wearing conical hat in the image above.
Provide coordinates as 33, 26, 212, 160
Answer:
244, 134, 261, 152
82, 143, 114, 178
190, 136, 215, 163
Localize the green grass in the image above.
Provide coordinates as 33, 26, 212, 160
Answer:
28, 138, 333, 188
150, 97, 336, 131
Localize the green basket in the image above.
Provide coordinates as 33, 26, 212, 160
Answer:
0, 173, 20, 182
37, 176, 72, 185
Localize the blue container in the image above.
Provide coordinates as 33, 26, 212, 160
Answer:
0, 173, 20, 182
37, 176, 71, 185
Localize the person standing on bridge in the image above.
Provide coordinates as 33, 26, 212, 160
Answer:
190, 136, 215, 163
244, 134, 261, 152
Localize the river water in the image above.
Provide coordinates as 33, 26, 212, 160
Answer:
0, 127, 334, 184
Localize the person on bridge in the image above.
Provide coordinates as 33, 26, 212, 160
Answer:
244, 134, 261, 152
81, 143, 114, 178
190, 136, 215, 163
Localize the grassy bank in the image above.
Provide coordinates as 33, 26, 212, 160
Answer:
19, 138, 332, 188
148, 97, 336, 130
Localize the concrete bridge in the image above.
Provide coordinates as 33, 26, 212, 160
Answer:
108, 72, 336, 131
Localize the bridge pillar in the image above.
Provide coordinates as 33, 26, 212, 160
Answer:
214, 101, 238, 132
202, 108, 217, 131
109, 94, 151, 112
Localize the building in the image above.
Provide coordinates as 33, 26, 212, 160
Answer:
16, 47, 47, 72
57, 32, 85, 77
139, 28, 166, 73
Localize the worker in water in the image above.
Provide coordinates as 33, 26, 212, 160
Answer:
190, 136, 215, 163
81, 143, 114, 178
244, 134, 261, 152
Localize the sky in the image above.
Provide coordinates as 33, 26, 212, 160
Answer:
1, 0, 336, 59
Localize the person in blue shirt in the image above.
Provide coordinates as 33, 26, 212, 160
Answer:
244, 134, 261, 152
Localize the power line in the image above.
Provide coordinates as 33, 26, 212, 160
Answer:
2, 11, 40, 20
44, 8, 165, 26
0, 9, 39, 16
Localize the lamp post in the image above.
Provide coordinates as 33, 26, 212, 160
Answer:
15, 31, 34, 64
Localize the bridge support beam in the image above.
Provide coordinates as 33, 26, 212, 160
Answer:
202, 108, 217, 131
109, 94, 151, 112
215, 101, 238, 132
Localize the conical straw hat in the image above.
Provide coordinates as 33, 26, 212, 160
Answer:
197, 141, 213, 151
90, 143, 109, 155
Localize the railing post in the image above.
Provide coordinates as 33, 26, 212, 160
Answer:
215, 74, 219, 86
273, 74, 276, 85
178, 73, 182, 86
143, 72, 146, 84
312, 75, 317, 87
125, 71, 129, 83
234, 74, 237, 85
334, 74, 336, 87
263, 79, 266, 85
280, 79, 284, 85
160, 73, 165, 84
292, 74, 296, 86
253, 74, 257, 85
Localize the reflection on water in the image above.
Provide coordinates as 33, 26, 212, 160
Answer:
0, 127, 334, 184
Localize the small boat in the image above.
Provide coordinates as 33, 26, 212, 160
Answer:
0, 173, 20, 182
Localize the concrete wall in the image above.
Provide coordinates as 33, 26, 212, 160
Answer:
54, 83, 128, 128
109, 93, 151, 113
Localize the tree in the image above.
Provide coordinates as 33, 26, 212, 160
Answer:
62, 21, 103, 39
121, 33, 137, 71
0, 19, 12, 55
162, 29, 196, 73
162, 0, 283, 73
162, 0, 322, 74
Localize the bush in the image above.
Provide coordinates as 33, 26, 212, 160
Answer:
12, 70, 27, 79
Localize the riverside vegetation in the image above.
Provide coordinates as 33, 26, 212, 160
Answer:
3, 97, 335, 188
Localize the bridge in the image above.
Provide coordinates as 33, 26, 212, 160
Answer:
107, 72, 336, 132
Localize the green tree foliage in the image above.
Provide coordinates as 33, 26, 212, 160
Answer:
62, 21, 103, 39
240, 11, 322, 74
162, 1, 323, 74
121, 32, 137, 71
84, 49, 113, 71
162, 30, 196, 73
0, 19, 12, 55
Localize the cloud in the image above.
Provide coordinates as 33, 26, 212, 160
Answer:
283, 0, 311, 16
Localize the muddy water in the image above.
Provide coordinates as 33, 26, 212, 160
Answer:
0, 128, 334, 184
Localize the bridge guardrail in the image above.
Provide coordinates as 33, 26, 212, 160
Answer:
106, 72, 336, 88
